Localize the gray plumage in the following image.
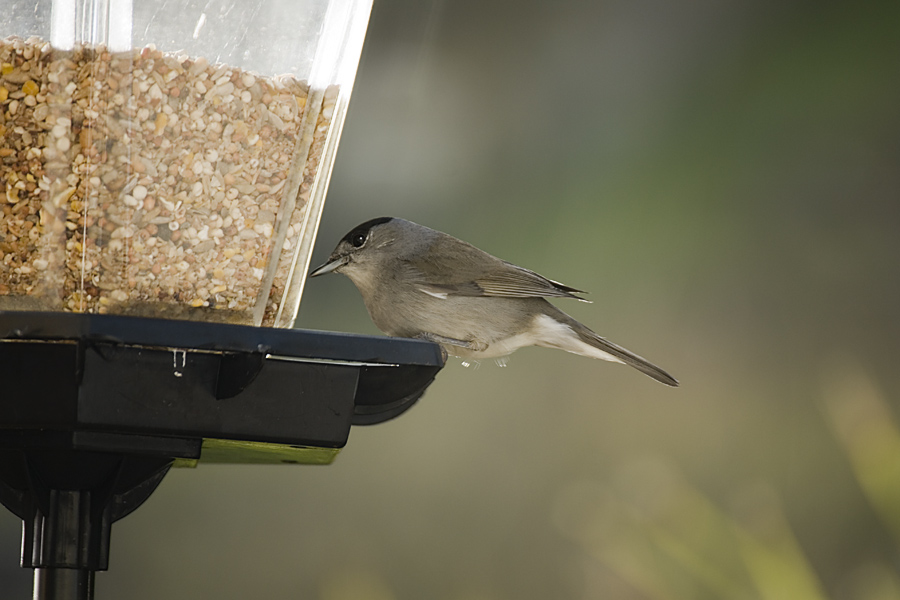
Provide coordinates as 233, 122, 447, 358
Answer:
309, 217, 678, 387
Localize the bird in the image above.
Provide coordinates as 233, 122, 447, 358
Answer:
309, 217, 678, 386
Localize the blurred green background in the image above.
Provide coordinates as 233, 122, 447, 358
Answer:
3, 0, 900, 598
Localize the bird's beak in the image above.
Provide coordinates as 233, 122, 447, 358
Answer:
308, 255, 348, 277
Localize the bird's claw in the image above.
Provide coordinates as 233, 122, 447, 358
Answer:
415, 332, 486, 353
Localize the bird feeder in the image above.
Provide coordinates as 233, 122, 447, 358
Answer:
0, 2, 444, 598
0, 0, 372, 327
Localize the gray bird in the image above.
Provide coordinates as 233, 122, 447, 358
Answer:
309, 217, 678, 386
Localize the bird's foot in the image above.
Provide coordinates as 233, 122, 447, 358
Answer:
415, 332, 488, 353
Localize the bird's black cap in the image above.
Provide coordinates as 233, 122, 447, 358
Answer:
340, 216, 394, 245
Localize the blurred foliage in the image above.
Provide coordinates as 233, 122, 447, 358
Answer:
541, 364, 900, 600
823, 363, 900, 545
2, 0, 900, 598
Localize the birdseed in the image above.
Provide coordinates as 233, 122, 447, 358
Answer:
0, 36, 334, 325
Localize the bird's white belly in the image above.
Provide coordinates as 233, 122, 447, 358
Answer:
445, 313, 621, 363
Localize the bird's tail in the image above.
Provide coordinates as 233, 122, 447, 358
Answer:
538, 307, 679, 387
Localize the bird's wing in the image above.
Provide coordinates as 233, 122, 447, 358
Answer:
472, 262, 588, 300
404, 237, 589, 301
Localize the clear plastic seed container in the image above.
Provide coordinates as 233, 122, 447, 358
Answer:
0, 0, 372, 327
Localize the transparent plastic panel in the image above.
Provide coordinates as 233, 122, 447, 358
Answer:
0, 0, 371, 326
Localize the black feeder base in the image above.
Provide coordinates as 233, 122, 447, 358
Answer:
0, 312, 444, 600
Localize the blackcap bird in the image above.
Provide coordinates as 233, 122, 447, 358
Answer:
309, 217, 678, 386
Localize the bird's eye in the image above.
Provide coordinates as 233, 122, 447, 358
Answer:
350, 231, 367, 248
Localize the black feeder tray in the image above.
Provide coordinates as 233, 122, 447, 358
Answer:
0, 311, 444, 600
